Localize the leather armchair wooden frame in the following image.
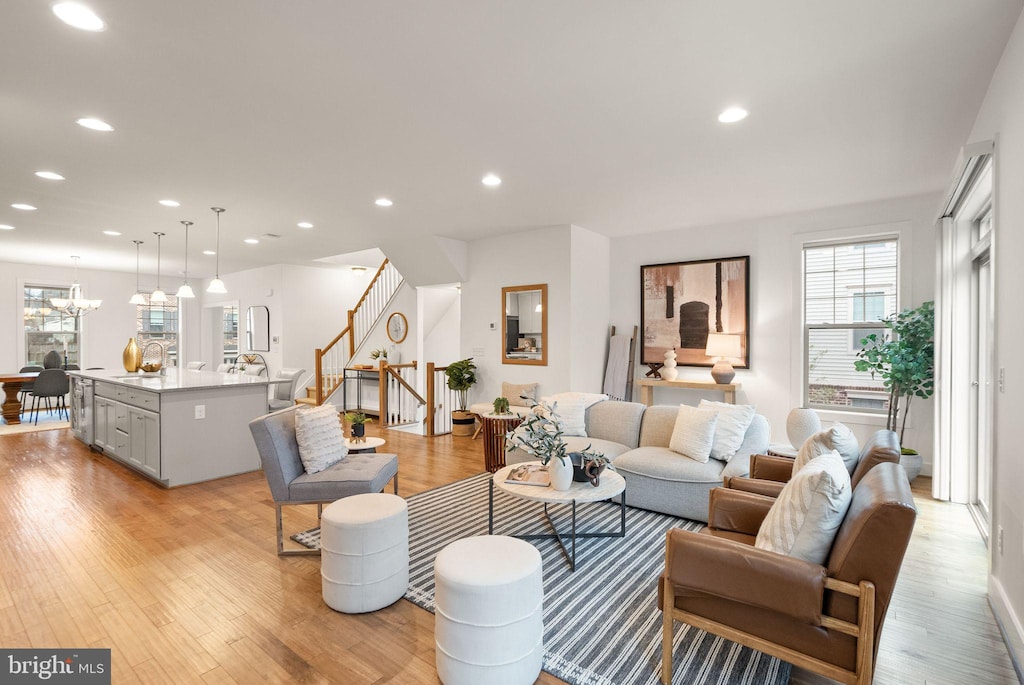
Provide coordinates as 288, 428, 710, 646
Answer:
660, 462, 916, 685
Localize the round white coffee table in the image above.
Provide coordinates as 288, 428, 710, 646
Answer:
345, 436, 385, 453
489, 461, 626, 571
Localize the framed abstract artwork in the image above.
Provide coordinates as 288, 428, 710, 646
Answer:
640, 256, 750, 368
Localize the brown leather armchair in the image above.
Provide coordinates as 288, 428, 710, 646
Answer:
660, 461, 916, 685
724, 429, 902, 498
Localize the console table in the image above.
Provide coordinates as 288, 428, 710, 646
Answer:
636, 378, 740, 405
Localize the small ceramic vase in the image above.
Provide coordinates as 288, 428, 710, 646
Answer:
548, 457, 573, 491
661, 348, 679, 381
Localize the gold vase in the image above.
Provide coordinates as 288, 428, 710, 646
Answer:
122, 337, 142, 373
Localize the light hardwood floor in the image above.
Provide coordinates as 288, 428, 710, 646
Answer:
0, 425, 1019, 684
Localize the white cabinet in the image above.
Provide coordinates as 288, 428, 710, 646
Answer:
518, 291, 541, 334
93, 396, 114, 452
91, 388, 160, 478
128, 408, 160, 478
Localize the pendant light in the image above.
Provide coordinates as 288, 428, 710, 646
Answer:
206, 207, 227, 294
129, 240, 146, 304
151, 231, 167, 303
175, 220, 195, 298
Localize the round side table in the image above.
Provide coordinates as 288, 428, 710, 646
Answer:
345, 436, 386, 454
480, 414, 524, 473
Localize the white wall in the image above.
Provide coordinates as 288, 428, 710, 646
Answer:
569, 225, 612, 392
965, 8, 1024, 667
0, 260, 202, 372
420, 287, 461, 367
462, 226, 573, 403
608, 194, 938, 455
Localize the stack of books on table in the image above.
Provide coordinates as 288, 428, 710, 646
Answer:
504, 464, 550, 487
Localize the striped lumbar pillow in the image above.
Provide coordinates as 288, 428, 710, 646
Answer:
294, 405, 348, 475
755, 449, 852, 564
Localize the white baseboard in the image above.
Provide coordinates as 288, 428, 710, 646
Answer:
989, 575, 1024, 681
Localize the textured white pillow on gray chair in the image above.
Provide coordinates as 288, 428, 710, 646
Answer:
755, 450, 852, 564
668, 404, 719, 463
294, 405, 349, 475
698, 400, 756, 462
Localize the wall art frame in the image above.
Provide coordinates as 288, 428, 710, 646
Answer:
640, 255, 750, 368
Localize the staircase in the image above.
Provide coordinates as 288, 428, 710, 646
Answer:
298, 259, 404, 406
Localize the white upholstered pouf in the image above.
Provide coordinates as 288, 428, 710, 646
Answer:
321, 492, 409, 614
434, 535, 543, 685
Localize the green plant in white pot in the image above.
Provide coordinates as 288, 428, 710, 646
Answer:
854, 300, 934, 478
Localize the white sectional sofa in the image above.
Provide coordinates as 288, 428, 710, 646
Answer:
506, 400, 770, 523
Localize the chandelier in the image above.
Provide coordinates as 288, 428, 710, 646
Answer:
50, 256, 102, 317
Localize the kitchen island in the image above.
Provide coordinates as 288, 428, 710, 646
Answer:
69, 369, 286, 487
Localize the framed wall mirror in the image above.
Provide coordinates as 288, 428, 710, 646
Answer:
502, 284, 547, 366
246, 305, 270, 352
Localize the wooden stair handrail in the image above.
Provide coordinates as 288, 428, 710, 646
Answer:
314, 258, 395, 405
384, 362, 425, 404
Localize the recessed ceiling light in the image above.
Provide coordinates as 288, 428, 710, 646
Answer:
202, 250, 216, 256
0, 224, 14, 231
11, 203, 37, 211
158, 199, 180, 207
297, 221, 314, 229
718, 106, 749, 124
76, 117, 113, 132
482, 173, 502, 187
35, 171, 65, 181
53, 2, 106, 31
102, 230, 121, 236
375, 198, 393, 207
244, 238, 259, 244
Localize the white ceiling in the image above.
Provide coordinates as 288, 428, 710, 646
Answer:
1, 1, 1019, 281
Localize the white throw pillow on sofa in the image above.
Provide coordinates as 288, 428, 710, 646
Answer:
294, 405, 348, 475
542, 392, 608, 437
755, 450, 852, 564
668, 404, 719, 463
698, 400, 756, 462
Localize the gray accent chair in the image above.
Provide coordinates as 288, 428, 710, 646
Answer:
249, 405, 399, 556
43, 350, 62, 369
269, 367, 306, 411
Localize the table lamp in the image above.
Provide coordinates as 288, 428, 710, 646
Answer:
705, 333, 742, 384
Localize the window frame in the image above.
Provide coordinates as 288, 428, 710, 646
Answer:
23, 284, 81, 367
801, 234, 903, 417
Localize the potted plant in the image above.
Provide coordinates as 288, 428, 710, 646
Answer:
369, 348, 388, 364
493, 396, 511, 415
444, 358, 478, 436
504, 399, 606, 490
344, 412, 373, 442
854, 300, 934, 478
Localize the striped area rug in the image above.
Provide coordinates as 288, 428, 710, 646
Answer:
296, 473, 791, 685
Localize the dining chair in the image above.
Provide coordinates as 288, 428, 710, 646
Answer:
187, 361, 206, 370
17, 365, 43, 415
28, 369, 70, 424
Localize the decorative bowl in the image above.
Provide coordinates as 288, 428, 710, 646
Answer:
141, 362, 162, 373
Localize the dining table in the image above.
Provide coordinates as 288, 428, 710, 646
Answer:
0, 372, 41, 425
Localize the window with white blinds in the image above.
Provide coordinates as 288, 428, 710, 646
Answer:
804, 238, 899, 412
